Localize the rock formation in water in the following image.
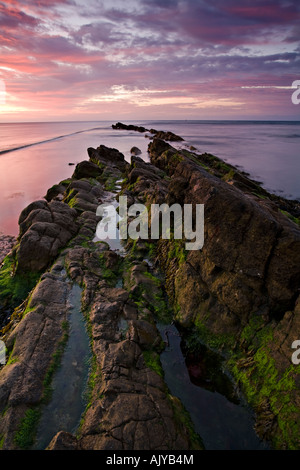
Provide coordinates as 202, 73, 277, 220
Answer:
112, 122, 184, 142
0, 127, 299, 450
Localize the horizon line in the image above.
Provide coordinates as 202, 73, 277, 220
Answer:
0, 118, 300, 124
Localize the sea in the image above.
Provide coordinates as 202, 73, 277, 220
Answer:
0, 120, 299, 236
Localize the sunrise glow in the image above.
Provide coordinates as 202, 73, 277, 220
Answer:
0, 0, 299, 121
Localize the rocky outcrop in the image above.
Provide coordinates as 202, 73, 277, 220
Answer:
88, 144, 129, 173
0, 143, 202, 451
0, 260, 72, 449
112, 122, 148, 133
152, 130, 184, 142
126, 155, 168, 204
14, 200, 78, 274
0, 128, 299, 450
47, 252, 200, 450
147, 138, 300, 327
72, 160, 103, 180
112, 122, 184, 142
121, 137, 300, 449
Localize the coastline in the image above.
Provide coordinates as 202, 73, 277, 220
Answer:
0, 124, 299, 450
1, 120, 299, 239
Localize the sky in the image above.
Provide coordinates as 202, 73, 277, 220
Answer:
0, 0, 299, 121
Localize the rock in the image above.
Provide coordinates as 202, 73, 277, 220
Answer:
3, 126, 299, 451
72, 160, 103, 179
18, 200, 49, 227
15, 200, 78, 273
125, 156, 168, 204
112, 122, 148, 133
76, 273, 200, 450
88, 145, 128, 173
167, 176, 189, 205
148, 138, 175, 168
135, 137, 300, 449
62, 179, 103, 216
0, 137, 203, 450
128, 319, 162, 351
147, 140, 300, 326
0, 192, 202, 450
0, 267, 71, 449
96, 145, 125, 164
112, 123, 184, 142
152, 131, 184, 142
44, 184, 66, 202
47, 431, 78, 450
130, 146, 142, 155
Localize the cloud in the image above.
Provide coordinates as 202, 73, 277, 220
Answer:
0, 0, 299, 120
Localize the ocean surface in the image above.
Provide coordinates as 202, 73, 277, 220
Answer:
0, 120, 299, 235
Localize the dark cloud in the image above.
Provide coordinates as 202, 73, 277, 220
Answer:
0, 2, 38, 29
140, 0, 180, 8
214, 0, 300, 23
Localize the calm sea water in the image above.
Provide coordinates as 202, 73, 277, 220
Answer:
0, 120, 299, 235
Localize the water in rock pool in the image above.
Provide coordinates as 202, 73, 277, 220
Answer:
157, 323, 270, 450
